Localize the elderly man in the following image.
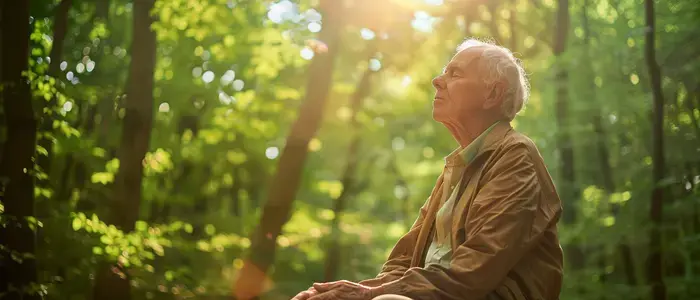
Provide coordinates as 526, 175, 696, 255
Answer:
293, 39, 564, 300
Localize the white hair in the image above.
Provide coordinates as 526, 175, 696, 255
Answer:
456, 38, 530, 120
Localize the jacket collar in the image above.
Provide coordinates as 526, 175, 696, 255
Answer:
444, 120, 513, 167
477, 120, 513, 154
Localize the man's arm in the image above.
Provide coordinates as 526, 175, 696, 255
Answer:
373, 143, 561, 299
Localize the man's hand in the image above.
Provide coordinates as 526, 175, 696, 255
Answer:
307, 280, 378, 300
291, 286, 320, 300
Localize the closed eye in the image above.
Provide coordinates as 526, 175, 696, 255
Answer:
442, 66, 463, 78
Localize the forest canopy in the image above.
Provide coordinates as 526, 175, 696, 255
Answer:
0, 0, 699, 299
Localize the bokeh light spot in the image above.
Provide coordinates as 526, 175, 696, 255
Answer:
265, 147, 279, 159
411, 11, 437, 33
402, 75, 412, 86
221, 70, 236, 85
308, 22, 321, 33
360, 28, 375, 40
192, 67, 203, 78
62, 101, 73, 113
158, 102, 170, 113
369, 59, 382, 71
304, 9, 321, 22
233, 79, 245, 91
300, 47, 314, 60
630, 74, 639, 85
308, 138, 322, 152
202, 71, 215, 83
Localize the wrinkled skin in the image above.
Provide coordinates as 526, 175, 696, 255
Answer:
432, 45, 506, 147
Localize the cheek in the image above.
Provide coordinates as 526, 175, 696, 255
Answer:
446, 81, 468, 108
451, 81, 482, 108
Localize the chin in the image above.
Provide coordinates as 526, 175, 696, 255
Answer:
432, 109, 445, 122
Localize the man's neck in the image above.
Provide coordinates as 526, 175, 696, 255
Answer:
444, 115, 502, 148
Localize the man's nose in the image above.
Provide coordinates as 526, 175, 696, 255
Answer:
432, 75, 445, 90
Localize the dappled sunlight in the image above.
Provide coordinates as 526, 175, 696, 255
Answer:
1, 0, 699, 299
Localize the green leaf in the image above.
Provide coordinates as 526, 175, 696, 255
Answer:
197, 241, 211, 252
169, 221, 183, 231
200, 129, 223, 144
91, 172, 114, 184
72, 218, 83, 231
135, 221, 148, 232
226, 150, 247, 164
92, 247, 104, 255
92, 147, 107, 158
165, 270, 174, 281
100, 235, 113, 245
36, 146, 48, 156
106, 158, 120, 173
128, 235, 142, 247
105, 245, 119, 256
205, 224, 216, 236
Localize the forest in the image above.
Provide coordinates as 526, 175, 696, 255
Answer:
0, 0, 699, 299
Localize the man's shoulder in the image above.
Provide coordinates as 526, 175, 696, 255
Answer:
498, 129, 541, 156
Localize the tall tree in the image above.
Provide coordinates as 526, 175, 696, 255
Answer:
233, 1, 344, 298
92, 0, 157, 299
644, 0, 667, 298
553, 0, 583, 269
0, 0, 40, 299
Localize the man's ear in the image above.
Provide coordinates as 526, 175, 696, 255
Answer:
483, 81, 506, 109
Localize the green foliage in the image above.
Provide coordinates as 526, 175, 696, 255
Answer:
8, 0, 699, 299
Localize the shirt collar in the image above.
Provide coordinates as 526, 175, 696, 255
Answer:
444, 121, 503, 167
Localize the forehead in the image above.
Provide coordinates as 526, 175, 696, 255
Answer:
446, 46, 488, 70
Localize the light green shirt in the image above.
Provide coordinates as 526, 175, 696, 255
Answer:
424, 121, 500, 268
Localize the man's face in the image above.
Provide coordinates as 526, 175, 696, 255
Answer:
431, 46, 491, 123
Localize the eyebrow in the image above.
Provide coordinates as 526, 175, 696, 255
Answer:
443, 62, 458, 72
444, 56, 482, 74
443, 62, 465, 74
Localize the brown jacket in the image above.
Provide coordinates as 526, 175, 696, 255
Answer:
360, 122, 564, 300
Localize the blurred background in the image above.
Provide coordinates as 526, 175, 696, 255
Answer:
0, 0, 699, 299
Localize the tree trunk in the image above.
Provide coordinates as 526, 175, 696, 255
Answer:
0, 1, 40, 299
644, 0, 666, 298
324, 62, 374, 282
92, 0, 157, 299
553, 0, 584, 269
96, 0, 110, 21
233, 1, 343, 298
36, 0, 73, 182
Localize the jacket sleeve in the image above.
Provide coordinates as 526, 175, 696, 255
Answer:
375, 143, 560, 299
359, 173, 443, 287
